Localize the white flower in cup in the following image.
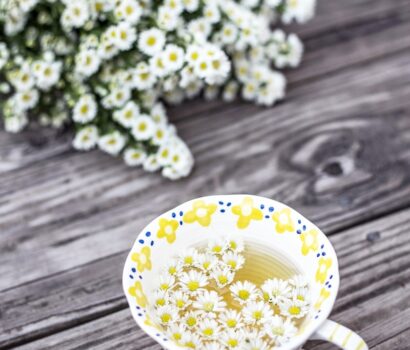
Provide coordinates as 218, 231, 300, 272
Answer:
211, 266, 235, 288
204, 342, 225, 350
279, 298, 309, 319
166, 323, 187, 343
292, 287, 310, 304
193, 290, 226, 314
242, 301, 273, 325
157, 274, 176, 292
155, 305, 178, 326
169, 290, 191, 310
198, 318, 221, 339
179, 248, 200, 267
182, 310, 202, 329
230, 281, 259, 304
226, 237, 245, 253
162, 258, 183, 277
221, 329, 245, 349
220, 309, 243, 330
207, 238, 228, 255
241, 338, 270, 350
151, 289, 169, 308
180, 270, 208, 293
196, 253, 218, 273
289, 274, 309, 289
264, 315, 297, 345
181, 332, 202, 349
222, 251, 245, 271
261, 278, 292, 304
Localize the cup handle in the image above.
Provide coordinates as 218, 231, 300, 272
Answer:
311, 319, 368, 350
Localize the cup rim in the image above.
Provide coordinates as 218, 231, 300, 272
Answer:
123, 194, 340, 350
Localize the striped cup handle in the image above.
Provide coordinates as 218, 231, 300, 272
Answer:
312, 319, 368, 350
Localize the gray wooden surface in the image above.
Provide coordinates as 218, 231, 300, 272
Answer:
1, 0, 410, 349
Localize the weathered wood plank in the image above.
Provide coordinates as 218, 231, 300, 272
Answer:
6, 206, 410, 349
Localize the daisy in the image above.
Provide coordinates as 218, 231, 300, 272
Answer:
114, 21, 137, 51
63, 1, 89, 28
75, 49, 101, 77
156, 143, 172, 166
279, 298, 309, 319
226, 237, 245, 253
123, 147, 147, 166
113, 101, 140, 128
97, 131, 126, 155
282, 0, 316, 24
166, 323, 187, 343
181, 332, 202, 349
158, 273, 176, 292
261, 278, 292, 304
13, 89, 39, 111
162, 44, 185, 72
157, 6, 179, 31
220, 23, 238, 45
222, 329, 245, 349
73, 95, 97, 124
230, 281, 259, 304
196, 253, 218, 273
169, 290, 191, 310
185, 45, 202, 66
155, 305, 178, 326
211, 266, 235, 288
151, 289, 169, 308
72, 125, 99, 151
4, 114, 28, 133
188, 18, 212, 43
35, 61, 62, 91
291, 287, 310, 303
193, 290, 226, 314
222, 252, 245, 271
207, 238, 228, 255
131, 115, 155, 140
179, 248, 200, 267
204, 342, 225, 350
242, 301, 273, 325
133, 62, 157, 90
116, 0, 142, 24
138, 28, 166, 56
152, 124, 169, 145
98, 41, 119, 60
180, 270, 208, 293
143, 154, 161, 172
264, 316, 297, 345
182, 310, 202, 329
241, 338, 270, 350
220, 309, 243, 330
198, 319, 220, 339
164, 0, 184, 14
109, 86, 131, 108
289, 274, 309, 289
203, 4, 221, 23
162, 258, 183, 276
151, 103, 167, 124
149, 52, 168, 77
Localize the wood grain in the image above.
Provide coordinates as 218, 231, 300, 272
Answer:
7, 206, 410, 350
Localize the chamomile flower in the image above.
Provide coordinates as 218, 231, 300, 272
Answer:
152, 124, 169, 145
98, 131, 126, 155
123, 147, 147, 166
130, 115, 155, 141
163, 258, 183, 276
158, 273, 176, 292
211, 266, 235, 288
151, 289, 169, 308
220, 309, 243, 330
155, 305, 178, 326
196, 253, 218, 273
242, 301, 273, 325
72, 125, 99, 151
204, 342, 226, 350
150, 52, 168, 77
179, 248, 200, 267
114, 101, 140, 128
193, 290, 226, 314
230, 281, 259, 304
143, 154, 161, 172
182, 310, 202, 328
226, 237, 245, 253
222, 329, 245, 349
151, 103, 167, 124
157, 6, 179, 31
222, 252, 245, 271
181, 332, 202, 349
180, 270, 208, 293
282, 0, 316, 24
114, 21, 137, 50
264, 316, 297, 345
13, 89, 39, 111
4, 114, 28, 133
182, 0, 200, 12
291, 287, 310, 303
138, 28, 166, 56
75, 49, 101, 77
289, 274, 309, 289
198, 319, 221, 339
166, 323, 187, 343
241, 338, 270, 350
261, 278, 292, 304
207, 238, 228, 255
116, 0, 142, 24
73, 94, 97, 124
279, 297, 309, 319
162, 44, 185, 72
35, 61, 62, 91
62, 1, 89, 28
170, 290, 191, 310
108, 86, 131, 108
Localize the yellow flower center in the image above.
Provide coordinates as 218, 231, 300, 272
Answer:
160, 313, 171, 323
227, 260, 237, 269
160, 283, 169, 291
227, 319, 237, 328
168, 266, 177, 275
203, 302, 214, 312
184, 256, 193, 265
228, 339, 238, 347
176, 299, 185, 308
169, 52, 178, 62
156, 298, 166, 306
147, 36, 156, 46
173, 333, 182, 341
218, 275, 228, 285
187, 281, 199, 291
289, 305, 301, 315
138, 122, 147, 131
203, 328, 213, 336
186, 316, 196, 327
238, 290, 250, 300
253, 311, 262, 320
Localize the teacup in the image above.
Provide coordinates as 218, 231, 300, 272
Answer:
123, 195, 368, 350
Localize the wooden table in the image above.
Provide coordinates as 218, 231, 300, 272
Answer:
1, 0, 410, 349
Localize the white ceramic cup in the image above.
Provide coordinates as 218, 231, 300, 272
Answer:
123, 195, 368, 350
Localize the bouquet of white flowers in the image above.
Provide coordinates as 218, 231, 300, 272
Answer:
0, 0, 315, 179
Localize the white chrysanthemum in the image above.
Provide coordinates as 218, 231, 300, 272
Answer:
185, 45, 202, 66
282, 0, 316, 24
151, 289, 169, 308
75, 49, 101, 77
73, 95, 98, 124
204, 4, 221, 23
207, 238, 228, 255
113, 21, 137, 50
221, 329, 245, 349
193, 290, 227, 314
188, 18, 212, 43
279, 297, 309, 319
152, 124, 170, 145
196, 253, 218, 273
182, 310, 202, 328
109, 87, 131, 108
256, 71, 286, 106
220, 309, 243, 330
123, 147, 147, 166
149, 52, 168, 77
211, 266, 235, 288
4, 114, 28, 133
131, 114, 155, 140
180, 270, 208, 293
291, 287, 310, 304
34, 61, 62, 91
72, 126, 99, 151
289, 274, 309, 289
158, 273, 176, 292
155, 305, 179, 326
143, 154, 161, 172
264, 315, 297, 345
151, 103, 167, 124
198, 318, 221, 339
222, 252, 245, 271
157, 6, 179, 31
220, 23, 238, 45
98, 41, 119, 60
166, 323, 187, 343
164, 0, 184, 13
62, 1, 90, 28
138, 28, 166, 56
13, 89, 39, 111
241, 338, 270, 350
98, 131, 126, 155
113, 101, 140, 128
204, 342, 225, 350
230, 281, 259, 304
162, 258, 183, 276
242, 301, 273, 325
116, 0, 142, 24
261, 278, 292, 304
223, 81, 239, 102
162, 44, 185, 72
133, 62, 157, 90
181, 332, 202, 349
226, 237, 244, 253
179, 248, 200, 267
169, 290, 191, 310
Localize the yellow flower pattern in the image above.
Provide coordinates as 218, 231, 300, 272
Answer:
272, 207, 295, 233
128, 281, 148, 307
131, 246, 152, 273
183, 200, 217, 227
157, 218, 179, 243
314, 287, 331, 310
231, 196, 263, 229
316, 257, 332, 283
300, 229, 319, 256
